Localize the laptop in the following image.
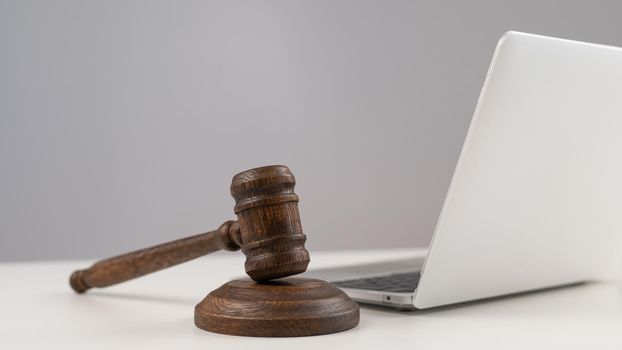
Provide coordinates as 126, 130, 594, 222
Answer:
303, 31, 622, 310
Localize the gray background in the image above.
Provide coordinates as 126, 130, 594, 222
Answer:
1, 0, 621, 261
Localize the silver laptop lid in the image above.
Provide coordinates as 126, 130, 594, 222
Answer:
415, 32, 622, 308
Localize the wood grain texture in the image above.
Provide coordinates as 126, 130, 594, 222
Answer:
69, 165, 310, 292
70, 220, 241, 293
69, 165, 359, 337
194, 278, 360, 337
231, 165, 310, 281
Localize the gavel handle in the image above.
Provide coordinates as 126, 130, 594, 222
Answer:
69, 220, 241, 293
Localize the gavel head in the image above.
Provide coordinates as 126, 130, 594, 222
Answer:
230, 165, 310, 281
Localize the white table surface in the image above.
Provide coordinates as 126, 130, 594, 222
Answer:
2, 248, 622, 349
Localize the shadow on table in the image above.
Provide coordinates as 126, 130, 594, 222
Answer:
87, 291, 197, 306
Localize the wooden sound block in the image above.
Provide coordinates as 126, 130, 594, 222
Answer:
194, 277, 360, 337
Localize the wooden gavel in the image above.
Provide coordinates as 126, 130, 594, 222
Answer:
69, 164, 359, 337
70, 165, 311, 293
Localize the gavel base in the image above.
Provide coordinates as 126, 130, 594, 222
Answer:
194, 277, 360, 337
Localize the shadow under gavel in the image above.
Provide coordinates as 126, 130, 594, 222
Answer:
69, 165, 359, 337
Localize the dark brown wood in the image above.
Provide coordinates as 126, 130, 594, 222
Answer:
69, 220, 241, 293
231, 165, 310, 281
194, 278, 360, 337
69, 165, 359, 337
70, 165, 310, 292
